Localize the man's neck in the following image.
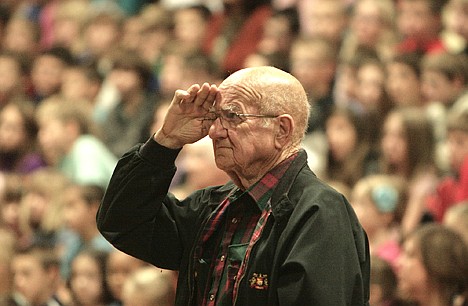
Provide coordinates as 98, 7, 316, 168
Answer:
232, 147, 299, 190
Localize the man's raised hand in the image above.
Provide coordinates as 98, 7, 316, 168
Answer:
154, 83, 219, 149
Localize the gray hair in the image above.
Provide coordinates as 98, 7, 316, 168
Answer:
221, 66, 310, 147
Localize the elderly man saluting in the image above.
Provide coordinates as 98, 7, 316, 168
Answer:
97, 66, 370, 306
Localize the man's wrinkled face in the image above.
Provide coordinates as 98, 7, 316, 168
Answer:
207, 84, 278, 179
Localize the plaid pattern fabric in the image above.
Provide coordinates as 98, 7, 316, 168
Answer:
194, 153, 297, 305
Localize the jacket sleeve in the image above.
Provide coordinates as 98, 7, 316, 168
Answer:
277, 193, 370, 306
96, 138, 200, 269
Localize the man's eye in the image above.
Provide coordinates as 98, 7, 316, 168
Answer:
225, 111, 238, 120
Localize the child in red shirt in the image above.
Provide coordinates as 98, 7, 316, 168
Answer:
426, 109, 468, 221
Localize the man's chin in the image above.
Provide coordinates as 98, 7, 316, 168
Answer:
214, 156, 233, 171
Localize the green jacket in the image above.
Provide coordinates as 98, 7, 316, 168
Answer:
97, 138, 370, 305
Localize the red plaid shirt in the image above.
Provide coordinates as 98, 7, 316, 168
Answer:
193, 153, 297, 305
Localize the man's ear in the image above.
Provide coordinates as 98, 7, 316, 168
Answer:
275, 114, 294, 149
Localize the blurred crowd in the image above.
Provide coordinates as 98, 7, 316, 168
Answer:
0, 0, 467, 305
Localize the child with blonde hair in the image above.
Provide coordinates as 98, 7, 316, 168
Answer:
122, 267, 176, 306
351, 174, 407, 269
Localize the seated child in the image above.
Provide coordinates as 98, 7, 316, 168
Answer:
426, 109, 468, 221
351, 174, 407, 269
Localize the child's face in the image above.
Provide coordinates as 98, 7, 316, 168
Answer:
63, 186, 93, 234
22, 191, 49, 228
325, 113, 358, 162
174, 8, 207, 48
12, 255, 54, 305
385, 62, 422, 106
121, 17, 144, 52
356, 63, 385, 110
108, 68, 144, 99
37, 118, 69, 166
53, 17, 81, 48
61, 68, 92, 101
290, 43, 334, 92
298, 0, 347, 43
397, 237, 430, 302
0, 104, 27, 153
31, 55, 65, 97
182, 138, 229, 190
334, 64, 358, 105
351, 190, 385, 236
259, 15, 294, 54
397, 0, 440, 39
421, 70, 458, 105
84, 21, 120, 57
70, 254, 105, 305
447, 129, 468, 170
381, 113, 408, 168
446, 0, 468, 39
1, 201, 20, 230
106, 251, 144, 300
3, 19, 37, 54
352, 0, 384, 46
0, 56, 22, 94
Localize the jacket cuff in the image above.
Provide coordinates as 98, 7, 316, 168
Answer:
139, 136, 182, 167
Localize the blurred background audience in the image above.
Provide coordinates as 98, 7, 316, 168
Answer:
0, 0, 467, 305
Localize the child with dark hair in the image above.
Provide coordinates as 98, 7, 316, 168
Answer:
385, 52, 424, 107
397, 223, 468, 305
173, 4, 211, 55
10, 245, 66, 306
324, 106, 380, 188
0, 52, 30, 107
257, 7, 299, 58
421, 52, 468, 171
396, 0, 450, 54
61, 61, 104, 106
202, 0, 273, 75
0, 100, 46, 174
62, 183, 113, 279
421, 52, 468, 107
30, 46, 75, 103
101, 50, 157, 157
370, 255, 399, 306
68, 249, 114, 306
379, 107, 439, 235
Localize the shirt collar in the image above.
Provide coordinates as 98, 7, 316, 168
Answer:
230, 153, 298, 211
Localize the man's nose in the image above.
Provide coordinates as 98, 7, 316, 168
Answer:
208, 118, 226, 139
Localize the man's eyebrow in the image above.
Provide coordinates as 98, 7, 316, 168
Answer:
221, 104, 241, 112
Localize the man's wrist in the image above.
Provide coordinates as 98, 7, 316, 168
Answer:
153, 130, 183, 149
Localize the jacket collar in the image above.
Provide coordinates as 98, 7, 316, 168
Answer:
207, 149, 310, 219
270, 149, 309, 220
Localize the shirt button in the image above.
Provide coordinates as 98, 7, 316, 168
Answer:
231, 218, 238, 224
220, 255, 225, 262
194, 271, 198, 278
233, 275, 237, 280
209, 294, 215, 301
